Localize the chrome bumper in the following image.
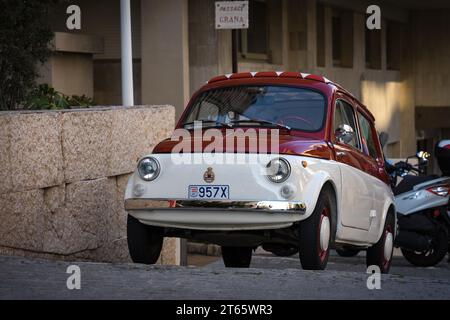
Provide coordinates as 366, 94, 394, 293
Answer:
125, 199, 306, 213
125, 199, 307, 231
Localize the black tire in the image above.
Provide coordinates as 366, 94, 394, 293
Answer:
401, 228, 448, 267
336, 248, 360, 257
127, 214, 164, 264
367, 212, 395, 274
298, 188, 335, 270
221, 246, 252, 268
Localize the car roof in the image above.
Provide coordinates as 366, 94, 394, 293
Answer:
205, 71, 375, 121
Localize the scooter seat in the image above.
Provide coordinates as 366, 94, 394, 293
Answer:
393, 175, 439, 196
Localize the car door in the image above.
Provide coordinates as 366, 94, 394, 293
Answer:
355, 108, 388, 228
332, 96, 372, 230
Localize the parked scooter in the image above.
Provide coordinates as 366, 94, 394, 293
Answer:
388, 141, 450, 267
336, 138, 450, 266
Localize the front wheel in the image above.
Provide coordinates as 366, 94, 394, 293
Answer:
366, 212, 395, 273
298, 188, 335, 270
221, 246, 253, 268
401, 229, 448, 267
127, 214, 164, 264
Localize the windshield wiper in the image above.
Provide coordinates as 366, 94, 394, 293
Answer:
230, 119, 291, 131
183, 120, 232, 128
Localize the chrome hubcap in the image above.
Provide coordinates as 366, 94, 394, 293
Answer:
320, 215, 331, 252
384, 231, 393, 261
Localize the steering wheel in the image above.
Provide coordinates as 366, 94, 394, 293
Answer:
278, 116, 314, 130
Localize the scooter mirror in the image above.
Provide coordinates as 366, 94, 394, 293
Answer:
417, 151, 430, 160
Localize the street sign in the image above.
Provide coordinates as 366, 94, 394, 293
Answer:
215, 1, 249, 29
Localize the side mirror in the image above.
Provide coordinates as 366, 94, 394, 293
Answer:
379, 131, 389, 149
335, 124, 354, 144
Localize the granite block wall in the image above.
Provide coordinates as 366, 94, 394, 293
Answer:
0, 105, 179, 265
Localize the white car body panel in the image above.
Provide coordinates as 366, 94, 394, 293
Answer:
339, 164, 372, 230
125, 153, 395, 246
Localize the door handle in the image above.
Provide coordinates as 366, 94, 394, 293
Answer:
336, 151, 347, 157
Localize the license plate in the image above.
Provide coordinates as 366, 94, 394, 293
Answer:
188, 185, 230, 199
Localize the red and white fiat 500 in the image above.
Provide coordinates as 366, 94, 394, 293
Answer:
125, 71, 396, 272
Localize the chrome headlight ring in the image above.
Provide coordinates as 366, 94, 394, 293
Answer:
266, 158, 291, 183
137, 157, 161, 181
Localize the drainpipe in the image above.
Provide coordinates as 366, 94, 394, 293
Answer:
120, 0, 134, 107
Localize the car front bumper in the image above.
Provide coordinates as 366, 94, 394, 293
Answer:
125, 199, 307, 231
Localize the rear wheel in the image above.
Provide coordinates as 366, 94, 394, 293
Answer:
298, 188, 334, 270
401, 228, 448, 267
366, 212, 395, 273
221, 246, 253, 268
127, 214, 164, 264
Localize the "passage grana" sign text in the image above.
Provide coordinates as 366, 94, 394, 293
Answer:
215, 1, 249, 29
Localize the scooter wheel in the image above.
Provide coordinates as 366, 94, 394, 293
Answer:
401, 229, 448, 267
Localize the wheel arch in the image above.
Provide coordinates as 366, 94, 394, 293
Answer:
374, 201, 397, 243
319, 180, 338, 243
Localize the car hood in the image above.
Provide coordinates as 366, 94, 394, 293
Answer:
152, 128, 333, 160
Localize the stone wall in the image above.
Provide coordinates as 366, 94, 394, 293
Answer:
0, 105, 179, 264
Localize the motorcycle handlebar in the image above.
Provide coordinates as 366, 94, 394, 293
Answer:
393, 161, 421, 173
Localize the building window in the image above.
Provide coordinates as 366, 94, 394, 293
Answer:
239, 0, 269, 60
386, 20, 403, 70
332, 8, 353, 68
365, 28, 381, 69
316, 3, 325, 67
287, 0, 307, 52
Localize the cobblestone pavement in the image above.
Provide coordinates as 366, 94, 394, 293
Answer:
0, 253, 449, 300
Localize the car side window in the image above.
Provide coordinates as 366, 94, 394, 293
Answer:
357, 112, 378, 159
187, 100, 219, 122
333, 100, 360, 149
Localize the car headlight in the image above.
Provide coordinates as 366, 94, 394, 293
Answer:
138, 157, 160, 181
266, 158, 291, 183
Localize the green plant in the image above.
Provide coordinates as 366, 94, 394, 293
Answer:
0, 0, 58, 110
25, 84, 95, 110
67, 95, 95, 108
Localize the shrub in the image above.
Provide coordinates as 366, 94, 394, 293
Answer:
25, 84, 95, 110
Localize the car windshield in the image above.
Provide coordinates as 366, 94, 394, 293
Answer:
183, 85, 326, 132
